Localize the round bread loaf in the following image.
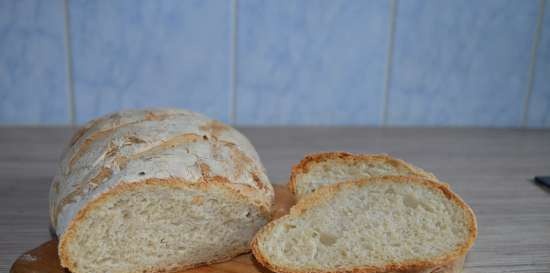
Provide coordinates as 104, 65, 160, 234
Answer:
49, 108, 273, 273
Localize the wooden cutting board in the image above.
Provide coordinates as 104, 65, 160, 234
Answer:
10, 185, 294, 273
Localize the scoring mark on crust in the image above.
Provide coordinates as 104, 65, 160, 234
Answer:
67, 111, 183, 171
199, 120, 230, 140
53, 167, 113, 227
88, 167, 113, 190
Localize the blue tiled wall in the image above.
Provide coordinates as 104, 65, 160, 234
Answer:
236, 1, 389, 125
389, 0, 538, 127
0, 0, 69, 124
69, 0, 232, 123
1, 0, 549, 127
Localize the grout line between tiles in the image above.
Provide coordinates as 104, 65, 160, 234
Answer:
523, 0, 546, 127
63, 0, 76, 126
382, 0, 398, 126
229, 0, 238, 125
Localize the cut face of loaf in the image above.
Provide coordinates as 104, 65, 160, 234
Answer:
49, 108, 273, 273
253, 176, 477, 273
289, 152, 437, 200
63, 180, 266, 273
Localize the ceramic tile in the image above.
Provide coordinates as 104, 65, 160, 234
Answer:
0, 0, 69, 124
236, 0, 390, 125
69, 0, 231, 123
388, 0, 538, 127
527, 2, 550, 127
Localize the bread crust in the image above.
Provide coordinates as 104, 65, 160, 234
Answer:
51, 109, 273, 273
253, 176, 477, 273
288, 152, 438, 197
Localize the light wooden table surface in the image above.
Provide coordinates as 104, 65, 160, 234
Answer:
1, 127, 550, 273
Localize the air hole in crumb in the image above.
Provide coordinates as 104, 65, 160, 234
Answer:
203, 135, 208, 140
283, 224, 296, 231
122, 210, 130, 219
138, 171, 146, 176
319, 233, 338, 246
283, 245, 291, 254
385, 187, 395, 194
403, 194, 420, 209
205, 199, 219, 207
245, 211, 251, 218
311, 230, 319, 238
421, 203, 435, 213
343, 207, 353, 216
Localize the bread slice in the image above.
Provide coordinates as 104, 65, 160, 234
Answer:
289, 152, 437, 199
60, 180, 268, 273
252, 176, 477, 273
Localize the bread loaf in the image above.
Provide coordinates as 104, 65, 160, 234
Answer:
49, 108, 274, 273
289, 152, 437, 200
252, 176, 477, 273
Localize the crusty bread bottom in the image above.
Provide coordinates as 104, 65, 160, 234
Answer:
59, 179, 268, 273
252, 177, 477, 273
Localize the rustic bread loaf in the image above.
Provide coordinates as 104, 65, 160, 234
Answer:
252, 176, 477, 273
49, 108, 274, 273
289, 152, 437, 200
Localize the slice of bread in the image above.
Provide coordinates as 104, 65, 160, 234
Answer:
289, 152, 438, 200
252, 176, 477, 273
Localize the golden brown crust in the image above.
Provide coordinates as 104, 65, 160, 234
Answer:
253, 176, 477, 273
59, 177, 270, 273
198, 120, 231, 140
67, 115, 108, 148
146, 248, 252, 273
288, 152, 438, 196
68, 129, 114, 168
